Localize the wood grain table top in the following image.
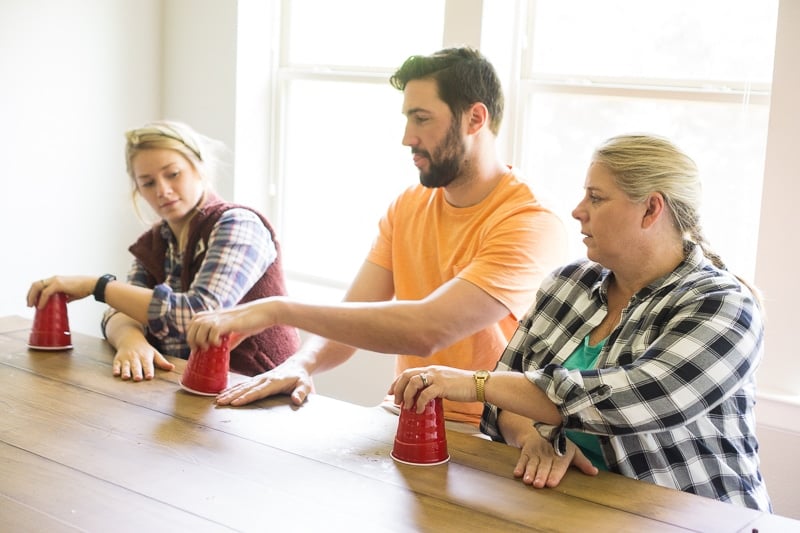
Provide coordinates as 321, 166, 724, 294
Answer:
0, 315, 796, 532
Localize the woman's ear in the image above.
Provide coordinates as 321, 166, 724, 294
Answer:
641, 192, 666, 229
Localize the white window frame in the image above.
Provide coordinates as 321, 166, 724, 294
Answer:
251, 0, 797, 415
267, 0, 484, 289
267, 0, 774, 285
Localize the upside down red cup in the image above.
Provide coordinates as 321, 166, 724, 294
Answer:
391, 395, 449, 466
180, 334, 230, 396
28, 292, 73, 350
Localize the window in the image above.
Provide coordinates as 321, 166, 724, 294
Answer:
269, 0, 778, 291
505, 0, 779, 275
273, 0, 445, 290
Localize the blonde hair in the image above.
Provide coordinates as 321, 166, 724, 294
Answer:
124, 120, 225, 224
593, 134, 762, 309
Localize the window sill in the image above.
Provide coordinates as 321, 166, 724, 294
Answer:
756, 391, 800, 434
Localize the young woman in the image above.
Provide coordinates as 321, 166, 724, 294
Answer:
27, 120, 299, 380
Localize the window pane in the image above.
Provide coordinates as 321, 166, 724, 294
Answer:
281, 79, 413, 282
519, 90, 769, 277
286, 0, 445, 67
529, 0, 778, 83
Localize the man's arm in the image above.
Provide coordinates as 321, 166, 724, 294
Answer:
214, 260, 397, 406
189, 260, 510, 358
209, 259, 510, 407
274, 274, 508, 357
293, 260, 398, 375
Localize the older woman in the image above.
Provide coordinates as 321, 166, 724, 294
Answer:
27, 120, 299, 380
391, 134, 770, 511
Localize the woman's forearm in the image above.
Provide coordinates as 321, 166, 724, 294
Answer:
104, 311, 147, 350
102, 282, 154, 324
497, 410, 539, 448
484, 372, 561, 426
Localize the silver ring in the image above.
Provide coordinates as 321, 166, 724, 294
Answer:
420, 373, 429, 387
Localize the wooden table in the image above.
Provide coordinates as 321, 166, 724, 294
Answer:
0, 315, 797, 532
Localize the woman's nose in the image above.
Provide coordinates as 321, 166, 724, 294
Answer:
571, 201, 585, 221
156, 180, 171, 197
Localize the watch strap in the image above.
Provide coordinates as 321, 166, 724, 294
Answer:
93, 274, 117, 303
474, 371, 489, 403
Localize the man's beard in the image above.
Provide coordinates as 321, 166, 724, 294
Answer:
416, 119, 466, 188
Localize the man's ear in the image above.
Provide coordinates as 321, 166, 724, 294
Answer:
466, 102, 489, 134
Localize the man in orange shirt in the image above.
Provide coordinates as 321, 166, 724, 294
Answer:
187, 47, 568, 425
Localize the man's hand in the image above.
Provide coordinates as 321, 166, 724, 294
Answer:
215, 358, 312, 407
187, 299, 280, 350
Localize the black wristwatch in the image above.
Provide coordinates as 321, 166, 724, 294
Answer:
93, 274, 117, 303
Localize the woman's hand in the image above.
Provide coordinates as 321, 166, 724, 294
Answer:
112, 335, 175, 381
26, 275, 98, 308
512, 426, 599, 488
389, 365, 476, 413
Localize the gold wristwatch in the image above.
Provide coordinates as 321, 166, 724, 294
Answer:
474, 370, 490, 403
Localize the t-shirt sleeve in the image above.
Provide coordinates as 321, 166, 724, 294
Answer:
457, 207, 569, 320
366, 194, 400, 272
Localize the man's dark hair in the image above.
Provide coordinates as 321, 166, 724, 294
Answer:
390, 47, 504, 135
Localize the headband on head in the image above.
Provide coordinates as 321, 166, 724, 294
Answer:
126, 122, 203, 161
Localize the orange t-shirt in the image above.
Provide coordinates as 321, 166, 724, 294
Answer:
369, 171, 569, 424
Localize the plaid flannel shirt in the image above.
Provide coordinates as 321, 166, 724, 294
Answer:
127, 208, 275, 358
481, 242, 770, 511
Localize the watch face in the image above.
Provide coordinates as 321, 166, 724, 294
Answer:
476, 370, 490, 379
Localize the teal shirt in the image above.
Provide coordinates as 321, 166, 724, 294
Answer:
563, 335, 608, 471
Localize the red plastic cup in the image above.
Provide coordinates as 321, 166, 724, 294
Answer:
391, 396, 450, 466
180, 335, 230, 396
28, 292, 73, 350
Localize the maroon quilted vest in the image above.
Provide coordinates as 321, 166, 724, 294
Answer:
128, 194, 300, 375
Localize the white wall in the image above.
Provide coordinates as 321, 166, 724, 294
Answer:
1, 0, 797, 519
751, 0, 800, 519
160, 0, 239, 200
158, 0, 279, 215
0, 0, 161, 335
755, 1, 800, 399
